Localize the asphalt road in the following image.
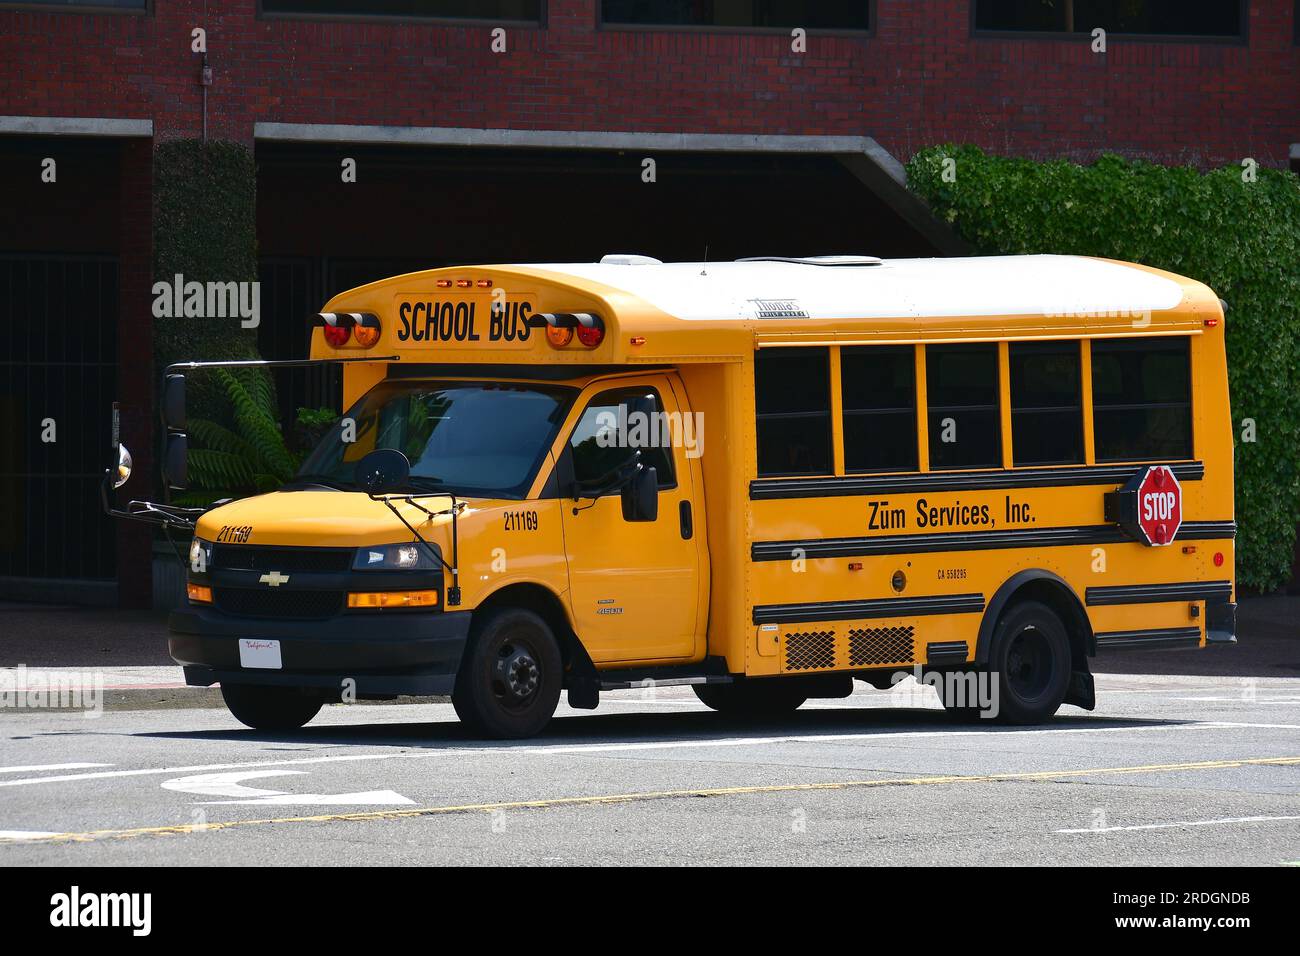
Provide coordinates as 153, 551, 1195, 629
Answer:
1, 672, 1297, 866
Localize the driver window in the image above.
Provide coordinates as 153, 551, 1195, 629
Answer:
570, 388, 676, 489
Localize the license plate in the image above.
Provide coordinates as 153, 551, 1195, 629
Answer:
238, 639, 282, 670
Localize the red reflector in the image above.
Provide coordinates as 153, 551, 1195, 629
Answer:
576, 320, 605, 348
323, 324, 351, 348
1213, 552, 1225, 567
1204, 318, 1219, 327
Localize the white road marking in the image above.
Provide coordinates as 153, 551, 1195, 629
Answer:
2, 720, 1299, 790
0, 830, 64, 840
0, 762, 112, 774
1057, 814, 1300, 834
161, 769, 414, 806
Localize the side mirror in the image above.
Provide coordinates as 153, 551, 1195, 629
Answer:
164, 433, 188, 490
621, 465, 658, 522
112, 443, 133, 490
355, 448, 411, 495
162, 374, 186, 431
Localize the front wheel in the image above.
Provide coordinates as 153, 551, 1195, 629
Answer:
221, 683, 324, 731
693, 680, 808, 716
452, 608, 563, 739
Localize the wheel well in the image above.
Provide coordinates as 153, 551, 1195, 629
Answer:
474, 583, 587, 671
977, 571, 1093, 670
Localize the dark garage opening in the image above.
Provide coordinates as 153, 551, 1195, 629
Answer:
0, 137, 122, 588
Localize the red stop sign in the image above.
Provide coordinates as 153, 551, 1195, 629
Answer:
1136, 465, 1183, 546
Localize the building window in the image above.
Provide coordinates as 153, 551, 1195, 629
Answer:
602, 1, 871, 30
1090, 337, 1193, 462
926, 344, 1002, 470
1009, 341, 1084, 466
570, 388, 676, 489
755, 347, 832, 477
261, 1, 543, 22
974, 1, 1243, 38
841, 346, 917, 473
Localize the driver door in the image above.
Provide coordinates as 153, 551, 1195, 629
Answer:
558, 378, 700, 663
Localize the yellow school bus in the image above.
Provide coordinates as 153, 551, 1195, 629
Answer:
108, 253, 1235, 738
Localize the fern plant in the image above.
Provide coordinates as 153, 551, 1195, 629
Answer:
175, 368, 303, 507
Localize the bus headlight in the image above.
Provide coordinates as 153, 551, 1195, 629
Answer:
189, 537, 213, 574
353, 543, 437, 570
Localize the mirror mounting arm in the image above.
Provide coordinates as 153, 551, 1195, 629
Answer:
369, 490, 463, 607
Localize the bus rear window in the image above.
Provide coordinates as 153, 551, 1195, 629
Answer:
1091, 337, 1193, 462
1010, 341, 1084, 466
926, 344, 1002, 470
755, 347, 832, 477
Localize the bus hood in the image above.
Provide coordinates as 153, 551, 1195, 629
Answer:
194, 489, 460, 548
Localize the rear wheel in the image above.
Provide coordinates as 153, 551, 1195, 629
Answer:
693, 680, 808, 716
980, 600, 1071, 724
221, 684, 324, 731
452, 608, 562, 739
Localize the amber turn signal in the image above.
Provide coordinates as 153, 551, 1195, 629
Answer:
347, 590, 439, 609
187, 583, 213, 605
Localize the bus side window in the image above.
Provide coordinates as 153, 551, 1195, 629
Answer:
841, 345, 917, 473
926, 343, 1001, 470
1091, 337, 1193, 462
755, 347, 832, 477
570, 388, 676, 489
1010, 341, 1084, 466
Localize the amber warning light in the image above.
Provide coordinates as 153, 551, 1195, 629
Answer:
316, 312, 381, 349
527, 312, 605, 350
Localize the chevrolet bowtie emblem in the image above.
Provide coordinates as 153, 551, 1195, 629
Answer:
259, 571, 290, 587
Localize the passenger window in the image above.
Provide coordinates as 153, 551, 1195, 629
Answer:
1010, 341, 1084, 466
926, 344, 1002, 470
570, 388, 676, 489
755, 347, 833, 477
1091, 337, 1193, 461
841, 346, 917, 473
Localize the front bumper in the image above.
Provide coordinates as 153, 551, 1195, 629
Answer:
169, 605, 472, 697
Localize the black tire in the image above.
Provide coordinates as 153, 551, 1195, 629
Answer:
983, 600, 1072, 724
693, 680, 808, 716
221, 683, 324, 731
452, 607, 562, 739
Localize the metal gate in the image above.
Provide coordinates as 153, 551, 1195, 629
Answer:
0, 255, 118, 580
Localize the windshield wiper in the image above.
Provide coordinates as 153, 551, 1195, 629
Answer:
286, 473, 355, 490
405, 476, 451, 493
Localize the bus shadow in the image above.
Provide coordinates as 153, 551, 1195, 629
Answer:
140, 705, 1194, 750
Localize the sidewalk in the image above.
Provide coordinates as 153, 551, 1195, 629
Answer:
0, 594, 1296, 705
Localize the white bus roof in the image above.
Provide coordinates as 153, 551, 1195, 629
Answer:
519, 254, 1190, 322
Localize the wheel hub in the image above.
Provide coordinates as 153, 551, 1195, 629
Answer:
498, 643, 539, 703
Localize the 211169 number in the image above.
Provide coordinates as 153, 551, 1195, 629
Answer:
503, 510, 538, 532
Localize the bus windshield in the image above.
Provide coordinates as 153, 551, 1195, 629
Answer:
295, 380, 576, 499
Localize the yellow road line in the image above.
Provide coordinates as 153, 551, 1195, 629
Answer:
8, 755, 1299, 847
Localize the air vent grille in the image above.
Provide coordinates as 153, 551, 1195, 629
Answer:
783, 630, 837, 671
847, 625, 915, 667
